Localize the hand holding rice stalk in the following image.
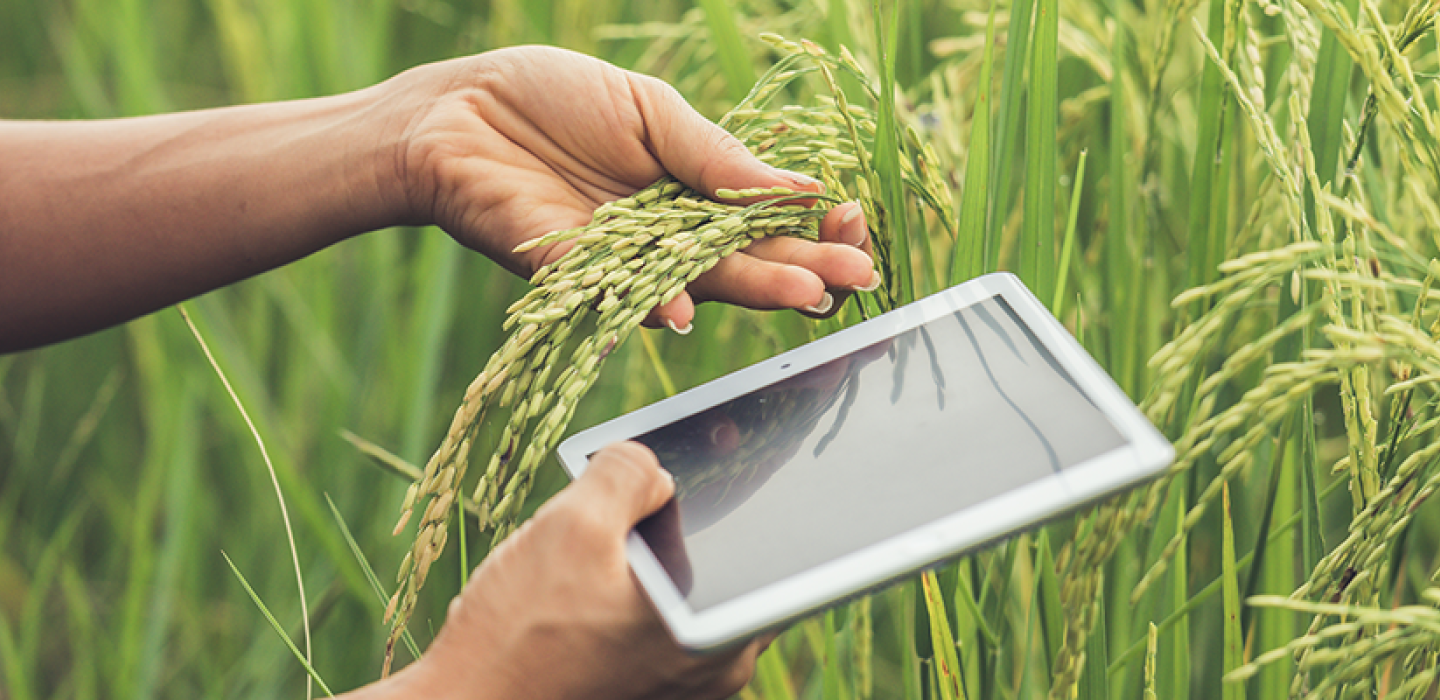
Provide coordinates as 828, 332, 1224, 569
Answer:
381, 37, 957, 671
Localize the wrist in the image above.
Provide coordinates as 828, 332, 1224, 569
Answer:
361, 58, 478, 232
327, 78, 430, 235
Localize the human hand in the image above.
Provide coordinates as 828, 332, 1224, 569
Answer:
401, 441, 772, 700
384, 46, 878, 330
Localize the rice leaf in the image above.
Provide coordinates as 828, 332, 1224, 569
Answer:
1105, 0, 1136, 390
1081, 591, 1110, 700
696, 0, 756, 103
988, 0, 1037, 273
753, 644, 798, 700
637, 330, 678, 397
950, 562, 988, 700
1020, 0, 1058, 306
1034, 531, 1064, 679
872, 0, 915, 305
1166, 483, 1192, 700
222, 552, 334, 697
951, 2, 997, 286
1053, 150, 1087, 315
323, 494, 421, 661
822, 609, 851, 700
1257, 434, 1297, 699
1221, 484, 1245, 700
0, 612, 31, 700
922, 570, 963, 700
1184, 0, 1231, 296
1307, 0, 1360, 190
179, 304, 315, 699
399, 237, 461, 462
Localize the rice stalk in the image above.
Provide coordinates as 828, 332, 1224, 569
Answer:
178, 305, 316, 700
380, 34, 959, 672
1228, 591, 1440, 698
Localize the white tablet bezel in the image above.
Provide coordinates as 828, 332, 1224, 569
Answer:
555, 272, 1173, 650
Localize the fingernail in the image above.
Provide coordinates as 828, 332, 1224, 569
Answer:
839, 203, 866, 246
802, 291, 834, 315
666, 318, 693, 336
770, 166, 823, 191
855, 270, 882, 293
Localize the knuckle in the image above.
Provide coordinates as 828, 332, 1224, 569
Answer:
718, 654, 759, 697
598, 440, 659, 471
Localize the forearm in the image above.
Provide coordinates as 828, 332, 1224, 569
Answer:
0, 84, 414, 351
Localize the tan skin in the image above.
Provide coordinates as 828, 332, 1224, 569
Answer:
0, 45, 876, 351
3, 46, 876, 697
365, 442, 780, 700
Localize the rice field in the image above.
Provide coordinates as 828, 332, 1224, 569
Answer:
5, 0, 1440, 698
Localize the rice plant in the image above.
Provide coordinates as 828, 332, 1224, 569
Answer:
8, 0, 1440, 698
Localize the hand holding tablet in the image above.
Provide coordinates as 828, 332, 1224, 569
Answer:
557, 273, 1173, 651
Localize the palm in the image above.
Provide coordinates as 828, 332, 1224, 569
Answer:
408, 47, 671, 276
399, 46, 877, 328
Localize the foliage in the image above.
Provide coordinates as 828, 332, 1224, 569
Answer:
7, 0, 1440, 698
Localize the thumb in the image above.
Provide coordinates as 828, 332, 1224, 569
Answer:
569, 441, 676, 530
628, 73, 822, 199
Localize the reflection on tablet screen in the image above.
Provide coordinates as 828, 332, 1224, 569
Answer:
633, 295, 1126, 611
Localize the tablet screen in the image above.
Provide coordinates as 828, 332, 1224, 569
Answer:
632, 295, 1127, 612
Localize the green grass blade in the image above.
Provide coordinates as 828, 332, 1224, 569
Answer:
1167, 484, 1191, 700
1184, 0, 1231, 295
891, 582, 922, 700
1220, 484, 1245, 700
1256, 433, 1297, 698
18, 507, 85, 676
179, 304, 314, 699
1144, 622, 1159, 700
824, 0, 854, 54
851, 598, 874, 700
1306, 0, 1359, 189
399, 236, 461, 463
753, 644, 798, 700
323, 494, 421, 661
950, 561, 988, 700
637, 330, 678, 397
872, 0, 915, 305
1053, 150, 1088, 315
822, 609, 851, 700
951, 2, 997, 286
1110, 475, 1350, 676
1105, 0, 1134, 389
1239, 425, 1288, 634
820, 0, 867, 102
696, 0, 755, 104
340, 429, 422, 482
113, 317, 170, 694
0, 611, 31, 700
59, 565, 99, 700
1035, 531, 1064, 679
1299, 400, 1327, 573
221, 552, 334, 697
952, 561, 1000, 649
1081, 591, 1110, 700
987, 0, 1036, 274
135, 383, 200, 699
1013, 536, 1047, 700
1020, 0, 1058, 306
922, 570, 963, 700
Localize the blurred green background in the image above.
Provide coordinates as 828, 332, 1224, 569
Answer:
0, 1, 928, 696
8, 0, 1440, 698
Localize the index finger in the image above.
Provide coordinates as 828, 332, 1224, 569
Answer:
627, 73, 822, 200
566, 442, 676, 530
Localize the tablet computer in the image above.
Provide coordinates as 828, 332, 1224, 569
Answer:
555, 272, 1172, 651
